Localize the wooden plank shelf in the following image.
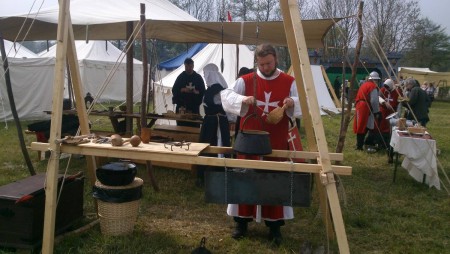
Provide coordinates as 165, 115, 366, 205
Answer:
30, 142, 351, 175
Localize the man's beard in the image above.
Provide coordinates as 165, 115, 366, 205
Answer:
261, 67, 277, 78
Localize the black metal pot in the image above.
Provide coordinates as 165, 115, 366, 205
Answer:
96, 162, 137, 186
233, 114, 272, 155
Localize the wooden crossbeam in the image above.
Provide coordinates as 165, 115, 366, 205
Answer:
31, 142, 352, 175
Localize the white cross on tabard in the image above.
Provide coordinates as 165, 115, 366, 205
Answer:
256, 91, 279, 116
186, 82, 194, 90
387, 93, 393, 103
288, 131, 297, 147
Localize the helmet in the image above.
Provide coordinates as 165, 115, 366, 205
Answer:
383, 79, 394, 90
368, 71, 380, 80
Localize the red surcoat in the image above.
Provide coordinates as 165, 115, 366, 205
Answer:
233, 72, 296, 220
376, 87, 403, 133
353, 81, 378, 134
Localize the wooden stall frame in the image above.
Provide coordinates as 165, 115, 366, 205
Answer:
40, 0, 351, 253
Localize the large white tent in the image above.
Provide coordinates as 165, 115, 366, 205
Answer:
153, 43, 254, 115
40, 40, 144, 102
0, 41, 54, 121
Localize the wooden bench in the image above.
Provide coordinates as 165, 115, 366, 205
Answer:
152, 124, 200, 142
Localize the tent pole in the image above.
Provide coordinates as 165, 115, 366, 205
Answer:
0, 34, 36, 176
125, 21, 134, 136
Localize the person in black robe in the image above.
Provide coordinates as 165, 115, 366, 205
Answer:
172, 58, 205, 127
196, 63, 231, 187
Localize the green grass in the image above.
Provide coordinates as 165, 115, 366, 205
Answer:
0, 101, 449, 253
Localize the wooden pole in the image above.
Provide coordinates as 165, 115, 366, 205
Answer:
66, 20, 97, 187
336, 1, 364, 154
125, 21, 134, 136
279, 0, 350, 252
0, 35, 36, 176
139, 4, 148, 129
42, 0, 70, 252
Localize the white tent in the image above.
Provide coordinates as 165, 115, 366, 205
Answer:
1, 40, 38, 58
40, 40, 144, 102
0, 57, 55, 121
303, 65, 339, 115
1, 41, 54, 121
154, 54, 338, 117
153, 43, 254, 115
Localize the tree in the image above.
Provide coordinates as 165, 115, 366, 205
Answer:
313, 0, 360, 59
170, 0, 217, 21
362, 0, 420, 61
401, 18, 450, 71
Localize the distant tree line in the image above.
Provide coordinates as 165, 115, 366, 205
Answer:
20, 0, 450, 72
168, 0, 450, 72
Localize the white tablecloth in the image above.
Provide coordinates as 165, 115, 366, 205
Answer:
390, 128, 439, 189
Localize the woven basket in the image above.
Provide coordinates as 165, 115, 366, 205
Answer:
95, 178, 143, 236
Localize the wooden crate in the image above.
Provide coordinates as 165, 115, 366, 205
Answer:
0, 174, 84, 249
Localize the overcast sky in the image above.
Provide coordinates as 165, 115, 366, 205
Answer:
1, 0, 449, 35
418, 0, 450, 35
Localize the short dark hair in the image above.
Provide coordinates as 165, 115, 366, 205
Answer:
184, 58, 194, 65
238, 67, 253, 77
255, 44, 277, 60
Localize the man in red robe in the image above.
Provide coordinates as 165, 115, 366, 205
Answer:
221, 44, 301, 246
353, 71, 381, 151
376, 79, 403, 159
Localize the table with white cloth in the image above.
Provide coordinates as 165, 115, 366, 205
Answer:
390, 127, 440, 189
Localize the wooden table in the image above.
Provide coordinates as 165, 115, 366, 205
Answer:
30, 142, 352, 176
390, 127, 439, 189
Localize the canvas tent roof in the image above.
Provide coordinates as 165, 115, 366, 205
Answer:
398, 67, 437, 74
0, 0, 340, 48
39, 40, 144, 102
398, 67, 450, 87
0, 40, 38, 58
158, 43, 207, 71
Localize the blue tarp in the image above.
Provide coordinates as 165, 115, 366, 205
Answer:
157, 43, 208, 70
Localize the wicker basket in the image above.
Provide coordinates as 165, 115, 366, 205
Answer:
95, 178, 143, 236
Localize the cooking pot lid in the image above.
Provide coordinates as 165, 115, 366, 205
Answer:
100, 162, 136, 171
385, 112, 398, 120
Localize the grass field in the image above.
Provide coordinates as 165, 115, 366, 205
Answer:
0, 101, 449, 254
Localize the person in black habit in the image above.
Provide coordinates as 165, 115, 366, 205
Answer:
196, 63, 231, 187
171, 58, 206, 127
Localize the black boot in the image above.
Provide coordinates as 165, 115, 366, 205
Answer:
268, 226, 282, 246
356, 134, 365, 150
232, 221, 247, 239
